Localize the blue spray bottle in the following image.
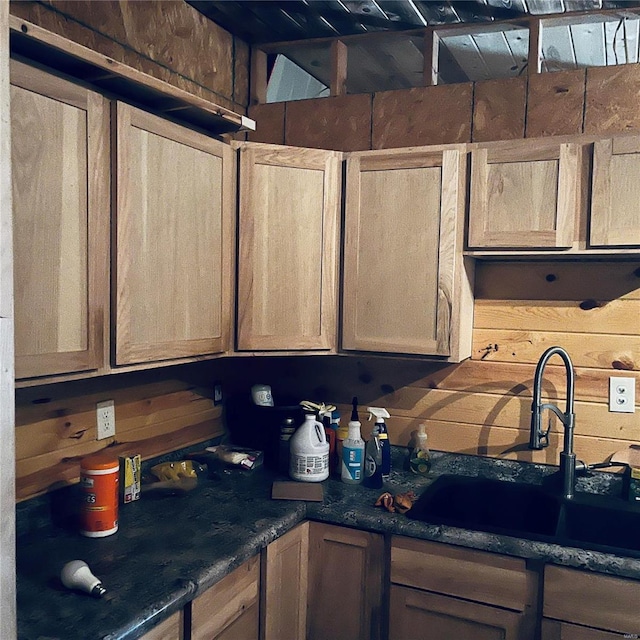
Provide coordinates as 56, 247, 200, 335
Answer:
367, 407, 391, 479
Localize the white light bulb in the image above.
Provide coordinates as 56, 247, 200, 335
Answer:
60, 560, 107, 598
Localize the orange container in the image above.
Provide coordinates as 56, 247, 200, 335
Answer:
79, 454, 119, 537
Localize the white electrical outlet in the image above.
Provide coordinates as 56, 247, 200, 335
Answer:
96, 400, 116, 439
609, 377, 636, 413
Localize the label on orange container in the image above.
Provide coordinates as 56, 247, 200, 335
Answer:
79, 456, 119, 537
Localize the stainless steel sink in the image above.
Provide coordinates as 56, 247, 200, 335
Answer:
407, 474, 640, 558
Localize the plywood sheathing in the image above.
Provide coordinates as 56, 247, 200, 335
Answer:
9, 0, 247, 112
526, 69, 586, 138
473, 76, 527, 142
372, 83, 473, 149
584, 64, 640, 135
247, 103, 286, 145
285, 94, 372, 151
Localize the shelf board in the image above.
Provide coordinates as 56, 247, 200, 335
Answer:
9, 16, 255, 136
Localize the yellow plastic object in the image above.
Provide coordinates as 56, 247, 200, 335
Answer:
150, 460, 198, 482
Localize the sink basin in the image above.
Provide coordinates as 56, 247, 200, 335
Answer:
407, 475, 561, 539
407, 474, 640, 558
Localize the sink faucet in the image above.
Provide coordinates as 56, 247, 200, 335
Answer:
529, 346, 577, 499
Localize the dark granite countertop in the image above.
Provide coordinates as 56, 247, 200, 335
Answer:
16, 450, 640, 640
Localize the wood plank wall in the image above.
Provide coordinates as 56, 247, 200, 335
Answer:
15, 363, 226, 501
9, 0, 249, 112
219, 261, 640, 470
11, 6, 640, 501
248, 66, 640, 150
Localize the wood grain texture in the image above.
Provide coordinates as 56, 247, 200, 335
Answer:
0, 3, 16, 636
285, 94, 371, 151
11, 60, 110, 379
247, 103, 285, 145
342, 146, 472, 359
10, 0, 241, 111
372, 83, 473, 148
15, 376, 224, 501
526, 69, 586, 138
114, 102, 234, 365
236, 143, 341, 351
191, 556, 260, 640
472, 76, 526, 142
261, 522, 308, 640
543, 565, 640, 633
391, 536, 532, 611
585, 64, 640, 135
138, 610, 184, 640
468, 140, 582, 249
590, 136, 640, 247
390, 586, 527, 640
307, 522, 384, 640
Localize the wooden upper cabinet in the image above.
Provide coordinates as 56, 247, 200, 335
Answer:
468, 139, 584, 249
342, 147, 473, 360
113, 102, 234, 366
11, 60, 110, 380
236, 142, 341, 351
591, 136, 640, 247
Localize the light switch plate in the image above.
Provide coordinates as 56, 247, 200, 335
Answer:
609, 377, 635, 413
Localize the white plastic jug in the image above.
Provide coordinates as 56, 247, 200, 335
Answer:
289, 414, 330, 482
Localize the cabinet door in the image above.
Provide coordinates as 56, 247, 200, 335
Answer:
342, 147, 472, 360
139, 610, 185, 640
541, 618, 622, 640
591, 136, 640, 247
237, 143, 341, 351
11, 60, 109, 380
469, 140, 583, 249
261, 522, 309, 640
543, 565, 640, 634
307, 522, 384, 640
191, 556, 260, 640
114, 102, 234, 366
390, 585, 527, 640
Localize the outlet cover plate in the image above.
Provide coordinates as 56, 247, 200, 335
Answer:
609, 377, 636, 413
96, 400, 116, 439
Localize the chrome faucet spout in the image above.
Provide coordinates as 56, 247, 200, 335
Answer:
529, 346, 577, 499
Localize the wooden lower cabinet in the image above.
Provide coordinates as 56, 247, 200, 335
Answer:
390, 536, 537, 640
307, 522, 385, 640
139, 610, 185, 640
542, 565, 640, 638
191, 556, 260, 640
261, 522, 309, 640
390, 585, 526, 640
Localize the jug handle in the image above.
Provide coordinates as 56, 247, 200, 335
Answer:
314, 421, 326, 444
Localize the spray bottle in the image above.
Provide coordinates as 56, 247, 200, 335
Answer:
409, 423, 431, 476
363, 433, 383, 489
341, 397, 364, 484
368, 407, 391, 479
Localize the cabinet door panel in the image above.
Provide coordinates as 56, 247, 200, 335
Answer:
591, 136, 640, 247
139, 610, 184, 640
390, 585, 528, 640
307, 522, 384, 640
541, 618, 622, 640
261, 522, 308, 640
11, 60, 109, 379
544, 565, 640, 634
237, 143, 341, 351
115, 102, 234, 365
342, 147, 471, 359
191, 556, 259, 640
469, 141, 582, 249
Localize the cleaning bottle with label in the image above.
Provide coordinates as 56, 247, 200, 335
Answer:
363, 433, 383, 489
409, 423, 432, 476
368, 407, 391, 479
341, 397, 364, 484
289, 414, 330, 482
